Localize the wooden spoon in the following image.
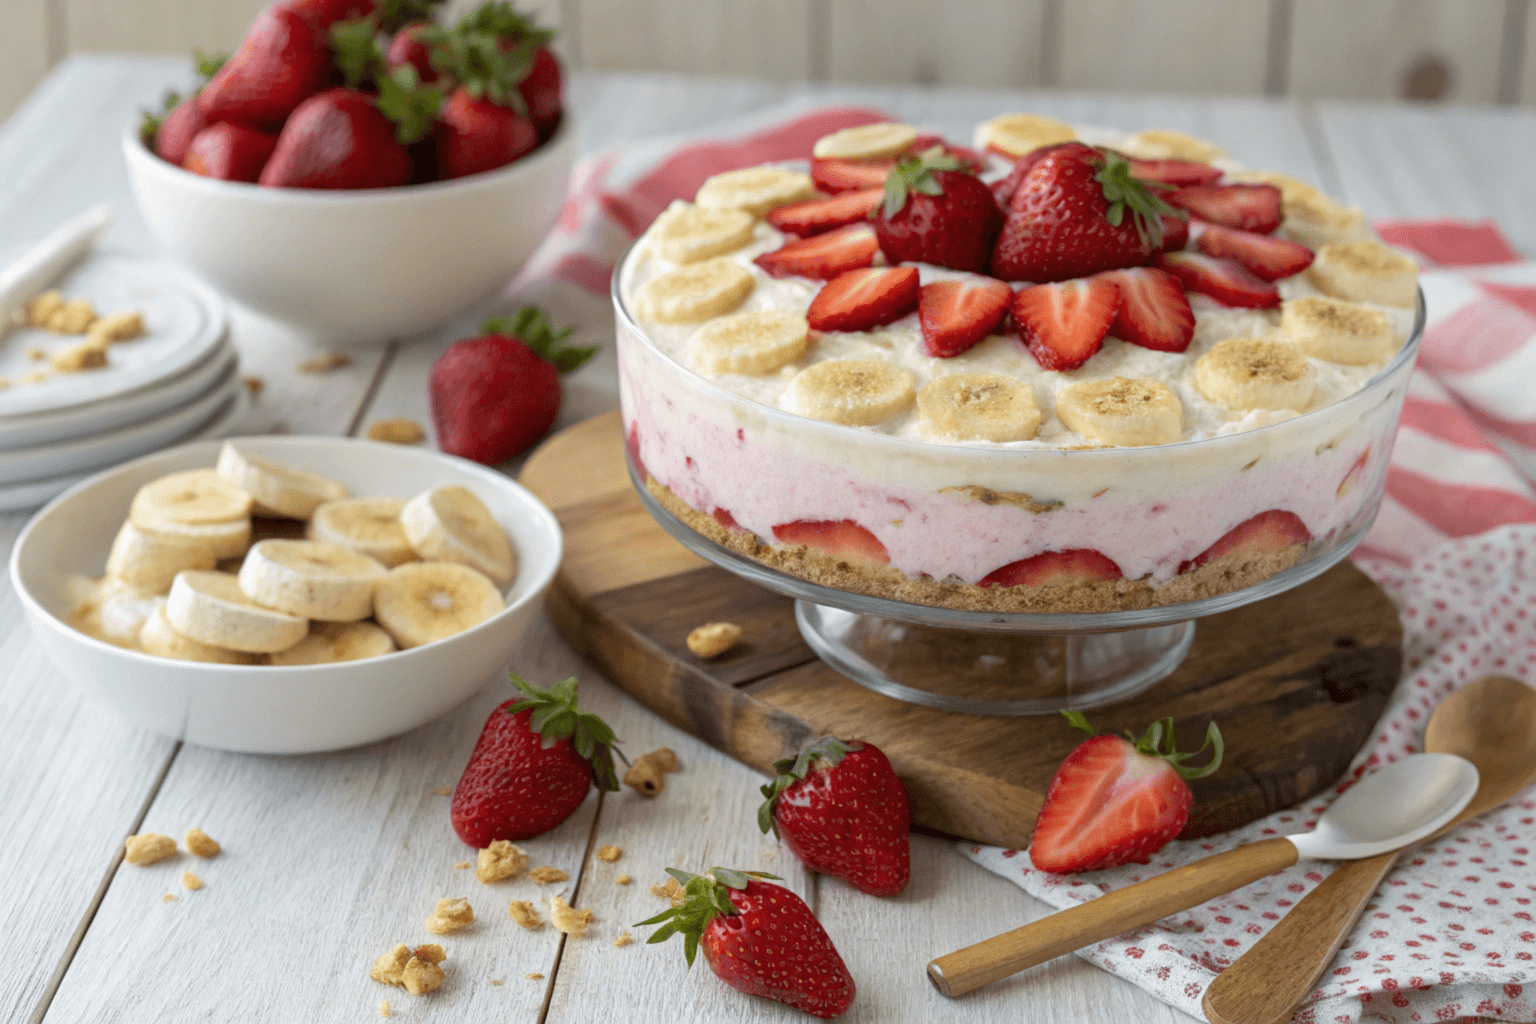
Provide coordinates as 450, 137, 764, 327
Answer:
1202, 675, 1536, 1024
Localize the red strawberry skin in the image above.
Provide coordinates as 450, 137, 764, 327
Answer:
1153, 251, 1280, 309
155, 100, 209, 166
1167, 183, 1282, 234
918, 277, 1012, 357
1179, 509, 1311, 573
755, 224, 878, 280
811, 157, 891, 194
772, 519, 889, 565
436, 88, 539, 180
1029, 734, 1194, 873
277, 0, 375, 30
979, 549, 1122, 588
1197, 224, 1314, 281
183, 123, 279, 182
430, 333, 561, 464
771, 742, 911, 897
385, 21, 437, 82
197, 6, 328, 128
258, 88, 412, 189
766, 188, 883, 237
1099, 266, 1195, 352
1159, 213, 1190, 253
519, 46, 564, 141
451, 702, 593, 846
990, 142, 1071, 211
1012, 277, 1120, 371
873, 169, 1003, 273
1128, 159, 1222, 187
703, 879, 856, 1019
806, 266, 919, 333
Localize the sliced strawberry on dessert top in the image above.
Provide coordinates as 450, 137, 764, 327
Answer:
978, 548, 1122, 588
1196, 224, 1314, 281
806, 266, 920, 333
1097, 266, 1195, 353
766, 188, 883, 237
1029, 711, 1223, 873
917, 277, 1013, 358
871, 153, 1003, 274
754, 223, 879, 280
1165, 183, 1283, 234
1153, 251, 1280, 309
1159, 213, 1191, 252
772, 519, 890, 566
811, 157, 892, 194
1128, 159, 1222, 187
1178, 509, 1311, 573
1011, 276, 1120, 371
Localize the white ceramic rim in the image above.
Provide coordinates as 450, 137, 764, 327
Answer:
8, 434, 563, 674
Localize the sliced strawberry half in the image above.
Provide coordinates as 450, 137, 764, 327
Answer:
766, 188, 883, 237
1178, 509, 1311, 573
978, 548, 1122, 588
811, 157, 892, 194
755, 223, 879, 280
1128, 159, 1222, 187
918, 277, 1013, 358
807, 266, 920, 333
1159, 213, 1190, 252
1166, 183, 1282, 234
1153, 251, 1280, 309
1196, 224, 1314, 281
1098, 266, 1195, 353
772, 519, 890, 566
1011, 277, 1120, 371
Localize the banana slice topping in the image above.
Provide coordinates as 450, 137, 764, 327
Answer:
309, 496, 416, 568
812, 122, 917, 161
1281, 296, 1397, 366
1118, 128, 1226, 163
401, 485, 516, 586
1056, 377, 1184, 447
634, 258, 755, 325
129, 469, 252, 560
139, 604, 258, 664
165, 570, 308, 654
1307, 240, 1419, 309
974, 113, 1076, 157
649, 201, 756, 264
216, 441, 347, 520
686, 310, 810, 376
918, 373, 1042, 443
1229, 170, 1375, 248
267, 620, 397, 665
1194, 338, 1315, 413
237, 539, 386, 622
106, 522, 218, 594
373, 562, 504, 650
780, 359, 917, 427
694, 166, 817, 218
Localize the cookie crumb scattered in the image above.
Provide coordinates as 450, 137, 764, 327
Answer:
378, 999, 391, 1018
86, 311, 144, 346
21, 370, 48, 384
476, 839, 528, 883
412, 944, 446, 964
454, 861, 471, 871
184, 828, 221, 858
402, 957, 446, 995
613, 933, 633, 948
48, 298, 96, 334
161, 893, 178, 903
366, 418, 426, 444
526, 973, 544, 981
687, 621, 743, 659
125, 833, 176, 865
25, 347, 45, 361
616, 874, 631, 886
371, 944, 411, 986
651, 877, 683, 904
595, 844, 622, 863
528, 866, 568, 885
52, 342, 107, 373
299, 352, 351, 374
549, 896, 592, 936
425, 897, 474, 934
490, 979, 503, 986
508, 900, 543, 930
242, 375, 264, 396
181, 870, 203, 891
431, 786, 452, 796
624, 747, 681, 797
25, 291, 63, 326
0, 376, 10, 389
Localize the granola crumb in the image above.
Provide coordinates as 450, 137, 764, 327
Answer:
528, 866, 568, 885
687, 621, 743, 659
25, 290, 63, 326
476, 839, 528, 883
616, 874, 631, 886
378, 999, 391, 1018
490, 979, 503, 986
371, 944, 411, 986
242, 375, 264, 396
431, 786, 452, 796
595, 844, 622, 863
51, 341, 107, 373
412, 944, 446, 964
613, 932, 633, 948
21, 370, 48, 384
366, 418, 426, 445
47, 298, 96, 334
651, 877, 683, 904
424, 897, 474, 934
162, 893, 177, 903
181, 870, 203, 891
508, 900, 543, 930
525, 973, 544, 981
184, 828, 221, 858
25, 347, 45, 360
299, 352, 351, 374
549, 896, 592, 936
0, 376, 10, 389
125, 833, 176, 865
86, 310, 144, 346
402, 957, 445, 995
624, 747, 681, 797
454, 861, 471, 871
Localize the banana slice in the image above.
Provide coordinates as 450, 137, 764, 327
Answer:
1307, 241, 1419, 309
634, 258, 755, 325
400, 485, 516, 586
974, 113, 1076, 157
105, 522, 218, 594
373, 562, 504, 649
139, 604, 258, 664
780, 359, 917, 427
237, 539, 385, 622
165, 570, 308, 654
267, 620, 396, 665
686, 310, 810, 375
309, 497, 415, 568
918, 373, 1042, 443
695, 167, 817, 218
1281, 296, 1397, 366
130, 469, 252, 528
813, 122, 917, 161
648, 201, 757, 264
1118, 129, 1225, 163
215, 442, 348, 520
1056, 377, 1183, 447
1228, 170, 1374, 248
1194, 338, 1315, 412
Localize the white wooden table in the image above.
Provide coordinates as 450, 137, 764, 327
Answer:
3, 57, 1533, 1024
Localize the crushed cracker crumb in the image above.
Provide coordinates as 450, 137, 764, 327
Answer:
687, 621, 743, 659
86, 311, 144, 347
181, 870, 203, 890
25, 347, 45, 361
651, 877, 683, 904
613, 933, 633, 948
52, 341, 107, 373
242, 375, 264, 396
595, 844, 622, 863
412, 944, 446, 964
378, 999, 391, 1018
528, 866, 568, 885
508, 900, 543, 930
526, 973, 544, 981
184, 828, 221, 858
616, 874, 631, 886
366, 418, 426, 444
402, 957, 445, 995
26, 291, 63, 326
0, 377, 10, 389
425, 897, 474, 934
476, 839, 528, 884
549, 895, 592, 936
624, 747, 681, 797
22, 370, 48, 384
47, 298, 96, 334
455, 861, 471, 871
431, 786, 452, 796
125, 833, 176, 865
299, 352, 351, 374
490, 979, 503, 986
371, 944, 411, 986
162, 893, 177, 903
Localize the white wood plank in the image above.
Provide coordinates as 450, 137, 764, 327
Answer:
1055, 0, 1271, 95
575, 0, 813, 81
827, 0, 1048, 88
1288, 0, 1506, 103
0, 0, 51, 123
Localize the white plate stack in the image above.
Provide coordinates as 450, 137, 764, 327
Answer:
0, 256, 247, 512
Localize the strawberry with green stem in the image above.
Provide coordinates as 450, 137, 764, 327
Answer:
870, 152, 1003, 274
140, 50, 229, 163
639, 867, 856, 1019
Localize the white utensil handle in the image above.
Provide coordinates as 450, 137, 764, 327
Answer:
0, 204, 113, 326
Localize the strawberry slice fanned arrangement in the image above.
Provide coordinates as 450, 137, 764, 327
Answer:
139, 0, 564, 187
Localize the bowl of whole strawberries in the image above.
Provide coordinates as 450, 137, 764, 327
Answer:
123, 0, 575, 347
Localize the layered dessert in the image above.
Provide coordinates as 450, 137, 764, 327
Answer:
616, 115, 1422, 614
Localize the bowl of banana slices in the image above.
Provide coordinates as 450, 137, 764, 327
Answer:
9, 435, 562, 754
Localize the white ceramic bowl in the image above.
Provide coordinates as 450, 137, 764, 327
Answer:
10, 435, 562, 754
122, 118, 577, 347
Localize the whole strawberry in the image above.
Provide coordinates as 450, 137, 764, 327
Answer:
759, 737, 911, 897
991, 143, 1180, 283
435, 87, 538, 180
451, 674, 618, 847
258, 87, 413, 189
429, 306, 594, 465
871, 154, 1002, 274
639, 867, 856, 1019
152, 96, 208, 166
183, 122, 279, 182
1029, 711, 1223, 874
197, 6, 329, 128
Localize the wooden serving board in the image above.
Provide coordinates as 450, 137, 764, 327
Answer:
520, 411, 1403, 850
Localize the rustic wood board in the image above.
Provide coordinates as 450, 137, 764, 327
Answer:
521, 413, 1402, 851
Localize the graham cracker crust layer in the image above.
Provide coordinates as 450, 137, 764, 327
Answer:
649, 478, 1306, 615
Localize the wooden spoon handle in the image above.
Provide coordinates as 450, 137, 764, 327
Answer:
1201, 850, 1401, 1024
929, 837, 1299, 997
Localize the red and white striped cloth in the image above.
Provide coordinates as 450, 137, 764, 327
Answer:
500, 104, 1536, 1024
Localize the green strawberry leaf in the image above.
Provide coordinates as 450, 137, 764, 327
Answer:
194, 50, 228, 80
1061, 709, 1097, 736
375, 63, 442, 144
1066, 710, 1224, 780
481, 306, 596, 375
331, 17, 384, 89
505, 672, 621, 790
756, 737, 855, 834
878, 151, 964, 220
1092, 148, 1178, 250
635, 867, 777, 966
138, 89, 182, 148
454, 0, 554, 45
378, 0, 444, 33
